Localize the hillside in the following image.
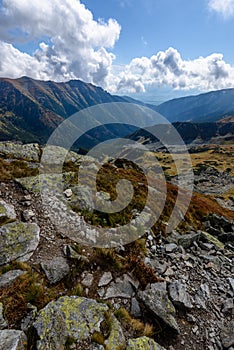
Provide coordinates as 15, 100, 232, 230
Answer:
128, 118, 234, 146
155, 89, 234, 122
0, 76, 130, 145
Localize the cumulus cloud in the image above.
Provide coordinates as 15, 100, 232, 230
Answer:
0, 0, 121, 86
208, 0, 234, 18
0, 1, 234, 95
107, 47, 234, 93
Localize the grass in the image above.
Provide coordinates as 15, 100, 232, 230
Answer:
114, 307, 154, 338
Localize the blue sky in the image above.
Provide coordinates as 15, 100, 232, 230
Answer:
0, 0, 234, 102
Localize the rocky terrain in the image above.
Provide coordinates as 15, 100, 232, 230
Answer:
0, 142, 233, 350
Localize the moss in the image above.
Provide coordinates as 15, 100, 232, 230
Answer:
126, 336, 166, 350
200, 231, 225, 250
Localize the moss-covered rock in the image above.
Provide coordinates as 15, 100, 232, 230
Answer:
15, 172, 76, 193
104, 313, 125, 350
0, 142, 41, 162
33, 296, 109, 350
0, 221, 40, 265
126, 336, 166, 350
200, 231, 224, 250
0, 199, 16, 225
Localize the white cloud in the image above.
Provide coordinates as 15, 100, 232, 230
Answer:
0, 1, 234, 95
208, 0, 234, 18
0, 0, 121, 86
107, 47, 234, 93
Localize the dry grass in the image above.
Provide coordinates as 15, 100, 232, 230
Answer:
114, 307, 154, 338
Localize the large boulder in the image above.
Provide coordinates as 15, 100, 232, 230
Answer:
0, 221, 40, 265
138, 282, 179, 333
0, 330, 27, 349
0, 142, 41, 162
0, 199, 16, 225
33, 296, 124, 350
126, 336, 166, 349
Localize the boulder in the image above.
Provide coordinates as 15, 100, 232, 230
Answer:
126, 336, 166, 349
0, 142, 40, 162
220, 321, 234, 348
138, 282, 179, 333
0, 329, 27, 349
177, 232, 200, 249
168, 281, 193, 309
33, 296, 118, 350
41, 257, 70, 284
0, 222, 40, 265
0, 199, 16, 225
0, 270, 26, 288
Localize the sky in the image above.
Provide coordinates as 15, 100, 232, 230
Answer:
1, 0, 234, 102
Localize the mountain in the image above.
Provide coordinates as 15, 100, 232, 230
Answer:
155, 88, 234, 122
0, 76, 133, 145
1, 76, 234, 148
127, 116, 234, 146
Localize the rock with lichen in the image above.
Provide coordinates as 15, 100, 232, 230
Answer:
0, 221, 40, 265
33, 296, 123, 350
126, 336, 166, 350
0, 199, 16, 225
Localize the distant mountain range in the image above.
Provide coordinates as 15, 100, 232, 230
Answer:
155, 89, 234, 122
128, 116, 234, 146
0, 76, 234, 148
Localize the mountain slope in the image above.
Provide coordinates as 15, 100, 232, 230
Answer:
128, 118, 234, 145
156, 88, 234, 122
0, 76, 127, 144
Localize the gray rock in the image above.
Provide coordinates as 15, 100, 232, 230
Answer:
130, 298, 142, 318
22, 209, 35, 221
0, 142, 40, 162
63, 245, 89, 263
126, 336, 166, 349
0, 270, 26, 288
0, 303, 7, 329
82, 273, 94, 288
63, 188, 73, 198
91, 344, 105, 350
0, 222, 40, 265
22, 209, 35, 222
221, 299, 234, 313
98, 272, 113, 287
41, 257, 70, 284
168, 281, 193, 309
165, 243, 178, 253
70, 185, 94, 211
138, 282, 179, 333
195, 283, 210, 309
220, 321, 234, 348
33, 296, 109, 350
178, 232, 200, 249
228, 277, 234, 292
0, 329, 27, 349
0, 199, 16, 225
104, 275, 135, 299
144, 258, 168, 274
